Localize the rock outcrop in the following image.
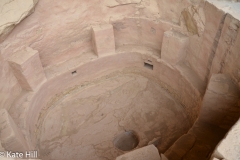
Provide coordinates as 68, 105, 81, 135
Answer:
0, 0, 38, 42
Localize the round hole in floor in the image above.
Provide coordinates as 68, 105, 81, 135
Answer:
113, 130, 139, 151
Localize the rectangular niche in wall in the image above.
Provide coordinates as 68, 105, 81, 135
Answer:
144, 62, 153, 70
72, 70, 77, 76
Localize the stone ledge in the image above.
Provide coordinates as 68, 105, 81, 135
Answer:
116, 145, 161, 160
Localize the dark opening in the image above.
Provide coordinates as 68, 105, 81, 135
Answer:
144, 62, 153, 70
72, 70, 77, 76
113, 130, 139, 151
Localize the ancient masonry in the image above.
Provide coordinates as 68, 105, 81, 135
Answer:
0, 0, 239, 160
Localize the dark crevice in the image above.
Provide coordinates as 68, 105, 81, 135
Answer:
206, 13, 227, 81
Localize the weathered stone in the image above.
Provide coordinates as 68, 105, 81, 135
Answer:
161, 30, 189, 65
211, 119, 240, 160
92, 24, 115, 57
158, 0, 200, 24
210, 12, 240, 87
186, 1, 226, 81
0, 0, 239, 160
161, 154, 168, 160
200, 74, 240, 129
181, 5, 205, 36
116, 145, 161, 160
164, 134, 196, 160
183, 143, 212, 160
8, 47, 46, 91
0, 109, 28, 152
207, 0, 240, 20
35, 69, 190, 160
0, 0, 38, 42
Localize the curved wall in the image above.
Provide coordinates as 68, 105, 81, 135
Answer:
13, 50, 202, 151
0, 0, 240, 159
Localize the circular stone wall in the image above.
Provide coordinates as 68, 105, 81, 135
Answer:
38, 73, 190, 160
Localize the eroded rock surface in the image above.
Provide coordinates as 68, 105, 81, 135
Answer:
116, 144, 161, 160
211, 119, 240, 160
0, 109, 28, 152
0, 0, 38, 42
181, 5, 205, 36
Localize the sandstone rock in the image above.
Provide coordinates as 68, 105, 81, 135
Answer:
0, 0, 38, 42
0, 0, 239, 160
161, 154, 168, 160
181, 5, 205, 36
199, 74, 240, 129
161, 30, 189, 66
185, 1, 226, 81
207, 0, 240, 20
0, 109, 28, 152
164, 134, 196, 160
116, 144, 161, 160
158, 0, 200, 24
211, 119, 240, 160
92, 24, 115, 57
210, 12, 240, 87
8, 47, 46, 91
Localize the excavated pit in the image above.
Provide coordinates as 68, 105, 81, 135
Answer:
37, 72, 190, 160
0, 0, 240, 160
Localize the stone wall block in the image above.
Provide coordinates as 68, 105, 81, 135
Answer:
92, 24, 115, 57
0, 109, 28, 152
8, 47, 46, 91
161, 31, 189, 65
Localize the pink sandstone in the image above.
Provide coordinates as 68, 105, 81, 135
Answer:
0, 0, 239, 160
